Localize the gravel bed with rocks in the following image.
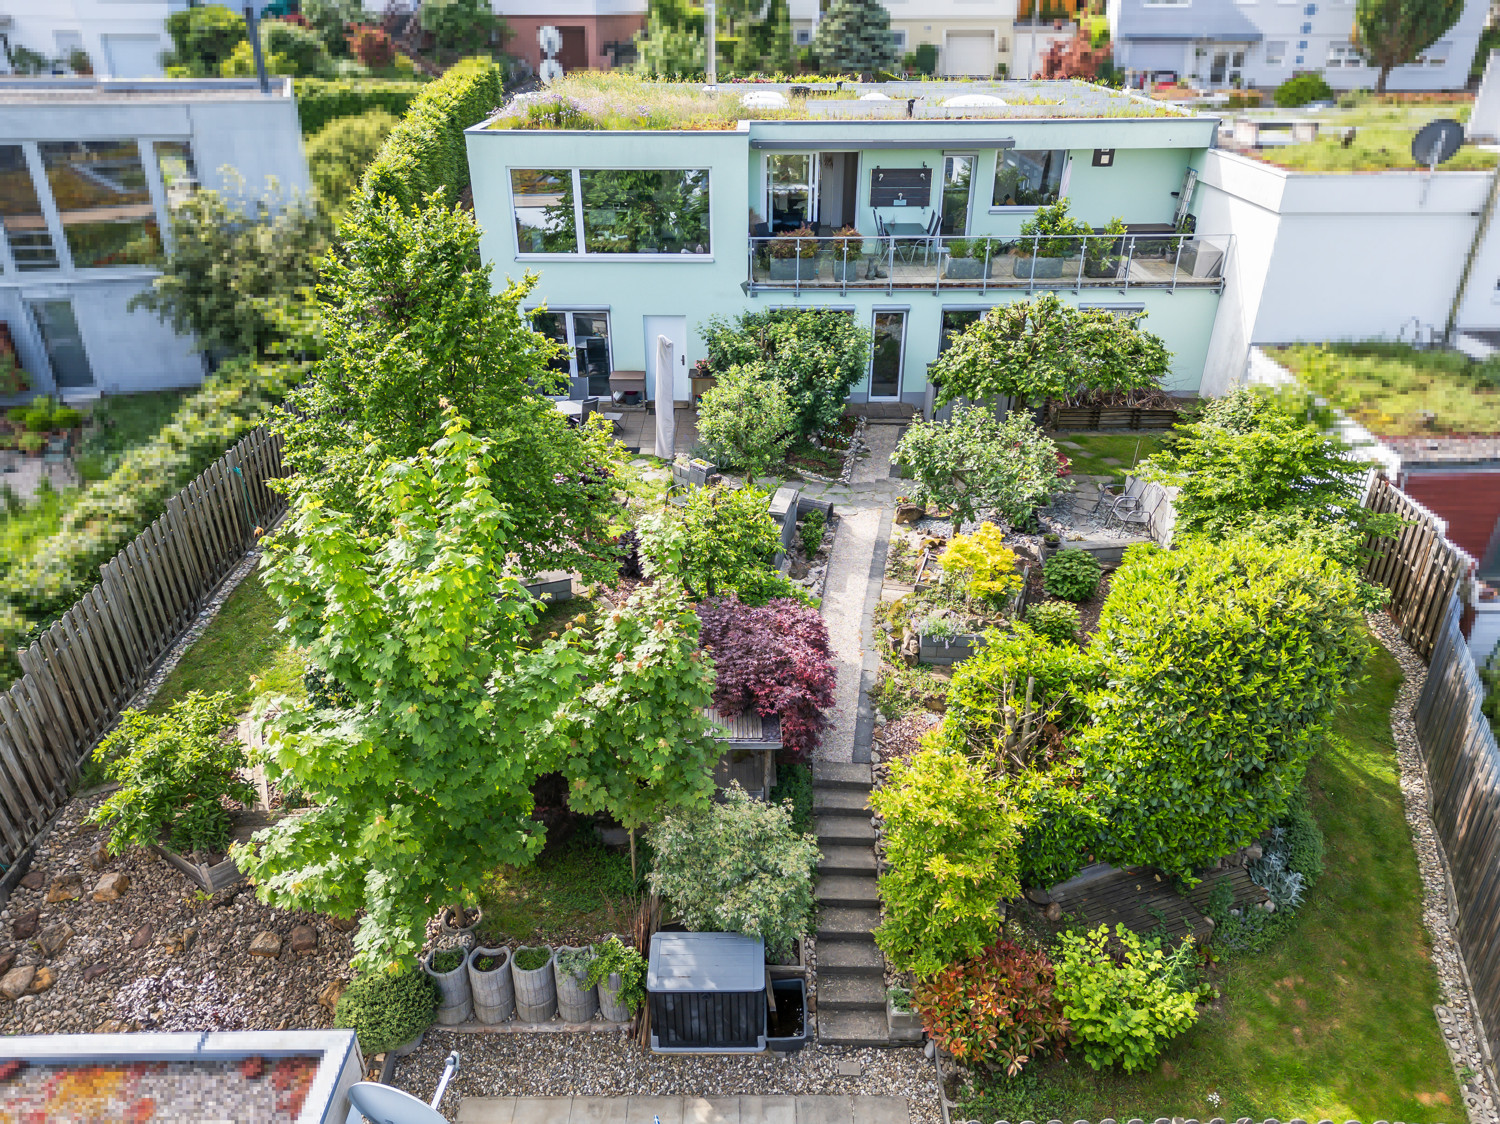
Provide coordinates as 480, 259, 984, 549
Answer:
392, 1033, 941, 1124
1369, 611, 1500, 1124
0, 793, 355, 1037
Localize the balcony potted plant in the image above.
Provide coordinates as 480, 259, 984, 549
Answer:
827, 225, 861, 282
944, 236, 991, 280
1013, 199, 1088, 280
768, 225, 820, 281
1084, 216, 1128, 279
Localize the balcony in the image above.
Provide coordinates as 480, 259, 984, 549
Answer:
746, 232, 1232, 295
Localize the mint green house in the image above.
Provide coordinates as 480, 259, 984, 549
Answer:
465, 79, 1227, 411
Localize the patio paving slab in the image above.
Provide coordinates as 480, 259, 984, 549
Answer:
457, 1095, 907, 1124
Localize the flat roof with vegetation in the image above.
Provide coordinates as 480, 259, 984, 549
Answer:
1234, 102, 1496, 173
483, 72, 1196, 131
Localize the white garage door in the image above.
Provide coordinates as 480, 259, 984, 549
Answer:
102, 34, 167, 79
943, 32, 995, 77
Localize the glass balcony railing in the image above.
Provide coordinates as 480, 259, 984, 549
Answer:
747, 232, 1232, 293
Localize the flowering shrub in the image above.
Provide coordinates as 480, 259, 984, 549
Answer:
914, 941, 1070, 1075
698, 595, 835, 759
1054, 924, 1200, 1073
871, 747, 1022, 977
937, 523, 1022, 608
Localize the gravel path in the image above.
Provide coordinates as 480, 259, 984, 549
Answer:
1369, 611, 1500, 1124
392, 1033, 941, 1124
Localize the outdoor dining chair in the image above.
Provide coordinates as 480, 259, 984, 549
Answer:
1105, 481, 1165, 533
1092, 473, 1144, 516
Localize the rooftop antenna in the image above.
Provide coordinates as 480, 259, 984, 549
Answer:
346, 1052, 459, 1124
704, 0, 717, 87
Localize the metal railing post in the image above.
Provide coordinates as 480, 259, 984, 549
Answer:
840, 239, 848, 297
887, 237, 894, 297
1028, 233, 1039, 293
1171, 235, 1185, 294
1074, 235, 1085, 292
934, 235, 943, 295
982, 238, 991, 296
1123, 237, 1134, 294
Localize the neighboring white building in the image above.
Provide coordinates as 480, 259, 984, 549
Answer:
0, 77, 311, 398
1, 1, 184, 80
1108, 0, 1487, 92
791, 0, 1020, 77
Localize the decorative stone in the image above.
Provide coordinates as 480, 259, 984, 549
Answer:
0, 966, 35, 1000
45, 874, 82, 904
1025, 887, 1053, 906
318, 978, 345, 1014
161, 928, 196, 955
93, 872, 129, 902
17, 871, 44, 891
28, 966, 55, 994
83, 964, 107, 983
129, 923, 153, 951
328, 916, 358, 933
894, 502, 924, 525
0, 950, 14, 977
1044, 901, 1063, 923
1244, 843, 1263, 863
249, 931, 282, 958
88, 839, 112, 870
289, 924, 318, 957
93, 1019, 139, 1034
11, 910, 39, 941
36, 922, 73, 958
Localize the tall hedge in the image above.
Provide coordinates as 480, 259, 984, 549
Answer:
361, 57, 502, 210
295, 77, 428, 136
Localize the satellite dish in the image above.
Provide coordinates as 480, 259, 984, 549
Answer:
538, 24, 563, 58
1412, 118, 1464, 168
347, 1084, 448, 1124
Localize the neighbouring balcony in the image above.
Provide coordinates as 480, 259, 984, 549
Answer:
746, 232, 1232, 294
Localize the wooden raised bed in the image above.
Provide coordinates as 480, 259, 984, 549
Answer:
152, 808, 282, 893
1050, 405, 1186, 431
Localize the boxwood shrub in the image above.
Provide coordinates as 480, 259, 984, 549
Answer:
1041, 549, 1101, 603
295, 76, 427, 136
334, 969, 439, 1054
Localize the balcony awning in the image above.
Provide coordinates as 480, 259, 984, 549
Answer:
750, 138, 1016, 151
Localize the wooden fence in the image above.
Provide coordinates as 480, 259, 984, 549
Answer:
1415, 595, 1500, 1071
1362, 475, 1474, 661
0, 427, 286, 869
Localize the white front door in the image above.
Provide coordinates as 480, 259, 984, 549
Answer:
644, 314, 689, 402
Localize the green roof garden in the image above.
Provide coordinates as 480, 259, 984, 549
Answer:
482, 72, 1197, 131
1235, 102, 1497, 173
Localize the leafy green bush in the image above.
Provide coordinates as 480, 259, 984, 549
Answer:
937, 523, 1022, 607
362, 57, 501, 210
1206, 785, 1326, 952
694, 364, 796, 477
870, 746, 1022, 977
295, 76, 426, 135
554, 945, 596, 984
647, 784, 819, 960
894, 407, 1065, 527
1275, 72, 1334, 107
334, 969, 439, 1053
164, 4, 246, 76
1024, 600, 1080, 645
914, 940, 1069, 1075
1054, 924, 1199, 1072
1042, 550, 1100, 603
306, 108, 399, 216
771, 762, 814, 835
421, 0, 500, 51
799, 510, 826, 559
636, 483, 805, 605
87, 692, 257, 855
587, 937, 647, 1014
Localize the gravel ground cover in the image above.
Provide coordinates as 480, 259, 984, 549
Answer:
0, 793, 354, 1037
392, 1033, 941, 1124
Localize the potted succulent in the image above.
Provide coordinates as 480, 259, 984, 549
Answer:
587, 936, 646, 1023
827, 225, 862, 281
334, 969, 439, 1059
1013, 199, 1088, 280
553, 945, 600, 1023
1084, 216, 1128, 279
466, 945, 514, 1024
421, 946, 473, 1026
768, 225, 820, 281
943, 237, 991, 280
887, 985, 922, 1044
512, 944, 558, 1023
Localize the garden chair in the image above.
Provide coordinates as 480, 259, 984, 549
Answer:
921, 211, 943, 263
1091, 473, 1143, 516
1105, 482, 1165, 533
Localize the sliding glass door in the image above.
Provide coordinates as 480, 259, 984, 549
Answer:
869, 311, 906, 400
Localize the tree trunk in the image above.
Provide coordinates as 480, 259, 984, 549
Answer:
629, 827, 637, 882
1376, 63, 1391, 94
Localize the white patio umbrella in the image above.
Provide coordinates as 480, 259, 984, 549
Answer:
654, 333, 676, 460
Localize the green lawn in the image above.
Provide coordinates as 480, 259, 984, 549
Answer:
1265, 105, 1494, 173
477, 831, 638, 945
76, 390, 189, 482
958, 642, 1460, 1120
149, 569, 305, 715
1053, 432, 1167, 480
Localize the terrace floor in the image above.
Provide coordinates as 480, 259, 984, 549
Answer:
748, 252, 1223, 294
457, 1094, 910, 1123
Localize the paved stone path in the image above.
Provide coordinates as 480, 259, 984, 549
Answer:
456, 1094, 909, 1123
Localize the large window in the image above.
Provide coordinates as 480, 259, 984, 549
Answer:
39, 139, 162, 268
532, 309, 613, 397
0, 145, 57, 271
512, 168, 711, 256
992, 149, 1066, 209
511, 168, 577, 254
580, 169, 710, 254
154, 140, 198, 207
767, 153, 816, 232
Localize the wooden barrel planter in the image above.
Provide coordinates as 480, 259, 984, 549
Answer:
422, 948, 473, 1026
554, 946, 600, 1023
467, 946, 514, 1025
512, 945, 557, 1023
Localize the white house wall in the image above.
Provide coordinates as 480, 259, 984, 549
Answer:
1, 1, 180, 79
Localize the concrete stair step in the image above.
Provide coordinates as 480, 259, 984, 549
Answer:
811, 762, 873, 791
815, 814, 875, 844
817, 845, 876, 877
818, 1009, 890, 1047
816, 905, 882, 939
818, 939, 885, 976
811, 788, 871, 814
817, 974, 887, 1013
815, 875, 880, 909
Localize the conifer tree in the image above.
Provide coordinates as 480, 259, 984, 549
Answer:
812, 0, 899, 77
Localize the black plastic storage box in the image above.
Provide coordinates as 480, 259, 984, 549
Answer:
647, 932, 766, 1053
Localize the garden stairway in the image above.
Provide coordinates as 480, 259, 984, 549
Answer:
812, 761, 890, 1047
